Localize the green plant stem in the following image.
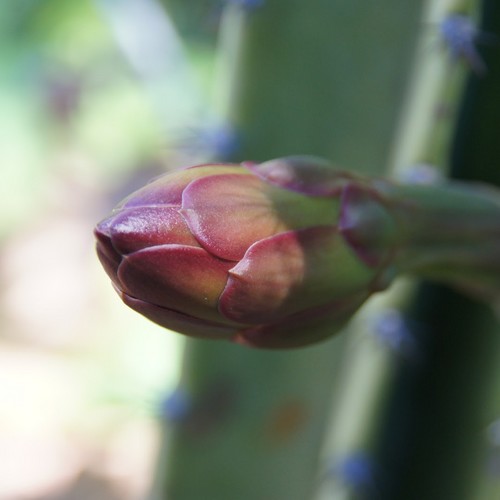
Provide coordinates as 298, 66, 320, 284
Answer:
215, 0, 424, 174
315, 280, 416, 500
317, 1, 484, 498
150, 1, 425, 499
390, 0, 480, 173
385, 286, 500, 500
436, 1, 500, 497
380, 180, 500, 295
151, 340, 346, 500
376, 1, 500, 498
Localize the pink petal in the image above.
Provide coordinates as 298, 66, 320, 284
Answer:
109, 206, 200, 254
247, 156, 361, 197
118, 244, 236, 324
181, 173, 337, 261
235, 293, 368, 349
119, 291, 238, 340
219, 226, 376, 324
119, 164, 247, 209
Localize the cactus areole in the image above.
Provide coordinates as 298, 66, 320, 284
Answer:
95, 156, 400, 349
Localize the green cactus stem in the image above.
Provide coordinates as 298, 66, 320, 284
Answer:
317, 0, 487, 498
149, 1, 426, 499
453, 10, 500, 497
388, 1, 500, 498
390, 0, 483, 173
323, 1, 500, 499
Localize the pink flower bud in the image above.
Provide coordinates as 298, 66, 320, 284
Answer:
95, 158, 394, 348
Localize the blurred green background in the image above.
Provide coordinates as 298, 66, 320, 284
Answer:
0, 0, 218, 497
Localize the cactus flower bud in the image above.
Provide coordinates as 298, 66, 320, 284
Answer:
95, 157, 397, 348
95, 156, 500, 348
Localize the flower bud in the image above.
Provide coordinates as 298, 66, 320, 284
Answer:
94, 157, 397, 348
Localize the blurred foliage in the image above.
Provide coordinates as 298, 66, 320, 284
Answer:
0, 1, 221, 496
0, 0, 223, 402
0, 0, 206, 237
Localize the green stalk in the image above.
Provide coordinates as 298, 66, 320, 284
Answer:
317, 1, 485, 498
384, 288, 499, 500
342, 1, 500, 499
396, 1, 500, 498
216, 1, 424, 174
151, 340, 346, 500
150, 1, 425, 499
315, 280, 416, 500
390, 0, 481, 173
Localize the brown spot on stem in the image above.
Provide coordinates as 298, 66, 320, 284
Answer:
264, 400, 308, 446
